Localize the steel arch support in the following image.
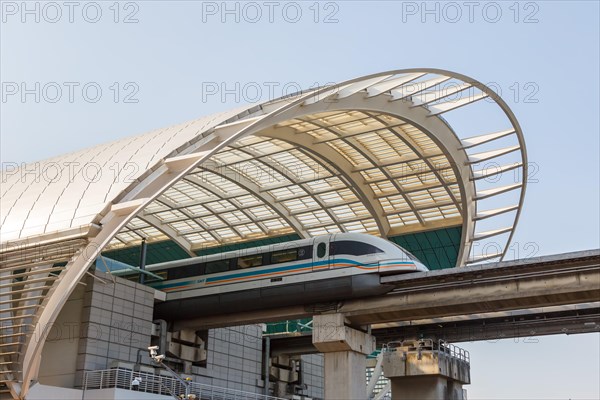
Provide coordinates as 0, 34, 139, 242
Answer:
257, 126, 392, 236
256, 91, 476, 265
195, 165, 308, 237
17, 126, 252, 398
15, 88, 328, 398
12, 69, 526, 399
136, 214, 197, 257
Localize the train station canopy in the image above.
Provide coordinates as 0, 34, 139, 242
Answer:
0, 69, 527, 398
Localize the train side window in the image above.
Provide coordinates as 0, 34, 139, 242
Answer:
169, 263, 205, 280
169, 267, 184, 280
317, 243, 327, 258
298, 245, 312, 260
271, 249, 298, 264
330, 241, 383, 256
205, 260, 229, 274
229, 258, 238, 271
237, 254, 263, 269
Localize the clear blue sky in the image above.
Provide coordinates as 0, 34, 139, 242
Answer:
1, 1, 599, 398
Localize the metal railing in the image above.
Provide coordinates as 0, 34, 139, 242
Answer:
382, 339, 470, 363
438, 340, 470, 363
84, 367, 283, 400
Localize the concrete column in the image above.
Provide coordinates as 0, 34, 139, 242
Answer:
312, 314, 375, 400
382, 339, 470, 400
390, 376, 466, 399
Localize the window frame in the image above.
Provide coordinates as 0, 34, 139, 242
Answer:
167, 263, 206, 280
205, 259, 230, 274
317, 242, 327, 258
270, 248, 299, 264
330, 240, 384, 256
236, 254, 264, 269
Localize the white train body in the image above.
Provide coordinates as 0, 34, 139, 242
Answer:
117, 233, 427, 319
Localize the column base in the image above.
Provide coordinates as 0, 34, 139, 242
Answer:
390, 375, 467, 400
312, 314, 375, 400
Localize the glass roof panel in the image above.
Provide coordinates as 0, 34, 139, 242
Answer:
114, 109, 466, 252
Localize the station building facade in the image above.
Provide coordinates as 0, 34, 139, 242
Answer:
1, 69, 526, 399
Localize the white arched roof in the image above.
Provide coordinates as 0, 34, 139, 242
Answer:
0, 106, 251, 243
0, 69, 527, 398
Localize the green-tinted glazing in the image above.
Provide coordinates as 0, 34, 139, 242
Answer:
388, 225, 462, 269
102, 240, 192, 266
101, 234, 302, 266
194, 234, 301, 256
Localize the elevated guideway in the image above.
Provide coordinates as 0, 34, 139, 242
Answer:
173, 249, 600, 331
268, 302, 600, 356
259, 249, 599, 399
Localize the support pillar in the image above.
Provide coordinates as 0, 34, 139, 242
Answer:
382, 339, 470, 400
312, 314, 375, 400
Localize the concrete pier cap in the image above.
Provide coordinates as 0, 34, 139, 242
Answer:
382, 339, 471, 400
312, 313, 375, 399
312, 314, 375, 354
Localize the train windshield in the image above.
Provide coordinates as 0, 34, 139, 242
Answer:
330, 241, 383, 256
390, 243, 422, 262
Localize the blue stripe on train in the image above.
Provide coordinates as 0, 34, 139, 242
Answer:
152, 258, 413, 290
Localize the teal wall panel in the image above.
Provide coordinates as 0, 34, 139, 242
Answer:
388, 226, 462, 269
102, 234, 302, 266
194, 234, 301, 256
101, 240, 191, 266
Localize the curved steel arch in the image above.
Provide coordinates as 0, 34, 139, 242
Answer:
0, 69, 526, 398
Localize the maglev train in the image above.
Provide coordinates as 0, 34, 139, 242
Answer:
117, 233, 427, 319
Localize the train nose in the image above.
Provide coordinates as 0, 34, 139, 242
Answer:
377, 259, 417, 274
